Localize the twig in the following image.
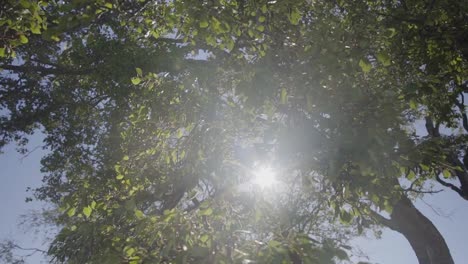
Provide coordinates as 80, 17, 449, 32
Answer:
19, 145, 42, 162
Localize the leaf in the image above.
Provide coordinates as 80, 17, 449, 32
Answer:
359, 59, 372, 73
259, 16, 266, 23
131, 77, 141, 85
19, 35, 29, 44
135, 209, 144, 219
83, 206, 92, 218
19, 0, 31, 8
30, 24, 41, 34
135, 67, 143, 77
280, 88, 287, 104
199, 20, 209, 28
125, 247, 135, 257
420, 164, 430, 171
409, 100, 417, 110
383, 200, 393, 214
226, 40, 234, 51
114, 164, 121, 173
67, 207, 76, 217
199, 207, 213, 216
376, 52, 391, 66
200, 234, 209, 243
104, 3, 113, 9
116, 174, 124, 180
123, 155, 130, 161
248, 29, 254, 38
442, 169, 451, 178
0, 48, 5, 57
339, 210, 352, 224
289, 8, 301, 25
268, 240, 281, 248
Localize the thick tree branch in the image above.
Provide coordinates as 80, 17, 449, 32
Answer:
454, 93, 468, 133
369, 208, 398, 231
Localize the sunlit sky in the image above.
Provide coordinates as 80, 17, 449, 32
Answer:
252, 165, 277, 188
1, 134, 468, 263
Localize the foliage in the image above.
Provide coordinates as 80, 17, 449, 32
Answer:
0, 0, 48, 58
1, 0, 467, 263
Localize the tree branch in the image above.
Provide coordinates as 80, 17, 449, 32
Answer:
425, 117, 440, 137
435, 175, 465, 198
368, 208, 398, 231
455, 93, 468, 133
403, 177, 442, 194
0, 64, 94, 76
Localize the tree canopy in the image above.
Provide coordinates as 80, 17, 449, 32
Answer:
1, 0, 467, 263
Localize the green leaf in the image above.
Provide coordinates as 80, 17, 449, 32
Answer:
268, 240, 282, 248
226, 40, 234, 51
200, 234, 209, 243
19, 0, 31, 8
359, 59, 372, 73
384, 200, 393, 214
83, 206, 92, 218
376, 52, 391, 66
289, 8, 301, 25
67, 207, 76, 217
131, 77, 141, 85
248, 29, 254, 38
19, 35, 29, 44
116, 174, 124, 180
135, 209, 144, 219
125, 247, 136, 257
409, 100, 417, 109
104, 3, 113, 9
420, 164, 430, 171
259, 16, 266, 23
280, 88, 287, 104
199, 207, 213, 216
339, 210, 352, 224
0, 48, 5, 57
135, 67, 143, 77
199, 20, 209, 28
123, 155, 130, 161
442, 169, 452, 178
30, 24, 41, 34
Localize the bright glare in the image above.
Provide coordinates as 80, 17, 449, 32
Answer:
252, 166, 277, 188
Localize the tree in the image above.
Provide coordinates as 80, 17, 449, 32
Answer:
1, 0, 467, 263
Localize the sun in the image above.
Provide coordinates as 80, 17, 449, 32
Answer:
252, 166, 277, 188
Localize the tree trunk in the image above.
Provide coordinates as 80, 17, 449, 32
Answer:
383, 195, 454, 264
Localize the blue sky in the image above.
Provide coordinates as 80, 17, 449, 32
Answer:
1, 133, 468, 263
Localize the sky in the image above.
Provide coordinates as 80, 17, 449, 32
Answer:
1, 133, 468, 263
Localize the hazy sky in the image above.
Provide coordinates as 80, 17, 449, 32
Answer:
1, 133, 467, 263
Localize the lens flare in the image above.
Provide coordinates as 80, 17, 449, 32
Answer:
252, 166, 276, 188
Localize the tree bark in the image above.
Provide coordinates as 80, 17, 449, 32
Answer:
382, 195, 454, 264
